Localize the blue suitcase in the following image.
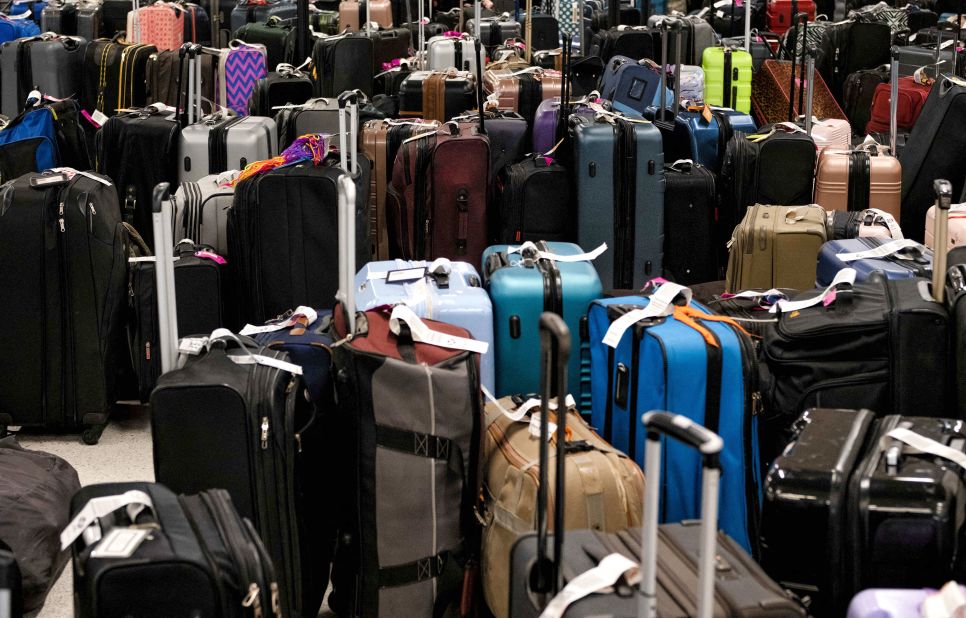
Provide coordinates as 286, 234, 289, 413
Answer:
571, 112, 664, 289
816, 237, 933, 287
482, 241, 603, 407
598, 55, 662, 117
586, 287, 761, 553
250, 309, 335, 405
354, 259, 496, 392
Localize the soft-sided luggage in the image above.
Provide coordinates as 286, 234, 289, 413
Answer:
816, 237, 933, 286
229, 0, 297, 32
702, 45, 753, 113
482, 314, 645, 618
217, 42, 267, 116
761, 272, 949, 463
129, 2, 184, 50
663, 159, 718, 284
228, 97, 370, 326
843, 65, 888, 133
828, 208, 901, 240
591, 24, 658, 63
68, 483, 284, 618
496, 154, 572, 244
0, 170, 127, 444
866, 76, 930, 134
586, 283, 762, 552
467, 14, 521, 48
572, 108, 665, 289
146, 48, 217, 111
0, 437, 79, 613
597, 55, 663, 117
354, 259, 496, 391
767, 0, 816, 35
150, 185, 327, 618
483, 66, 562, 127
328, 173, 485, 617
233, 16, 296, 68
522, 11, 559, 54
248, 68, 315, 117
482, 241, 602, 404
0, 106, 60, 177
725, 203, 827, 292
311, 32, 375, 97
81, 39, 158, 117
763, 409, 966, 615
172, 170, 237, 255
899, 75, 966, 241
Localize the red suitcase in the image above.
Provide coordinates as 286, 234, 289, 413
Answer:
766, 0, 816, 36
865, 75, 931, 134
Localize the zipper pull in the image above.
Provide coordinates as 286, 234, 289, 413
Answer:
89, 202, 96, 216
145, 341, 151, 361
270, 583, 281, 618
242, 583, 263, 618
294, 433, 302, 454
752, 391, 763, 415
260, 416, 269, 450
58, 201, 65, 232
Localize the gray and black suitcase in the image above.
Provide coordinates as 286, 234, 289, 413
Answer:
40, 1, 76, 34
76, 2, 102, 40
0, 35, 85, 118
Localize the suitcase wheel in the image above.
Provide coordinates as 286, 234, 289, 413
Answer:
82, 424, 106, 445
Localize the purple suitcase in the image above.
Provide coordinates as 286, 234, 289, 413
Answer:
531, 96, 594, 155
847, 586, 966, 617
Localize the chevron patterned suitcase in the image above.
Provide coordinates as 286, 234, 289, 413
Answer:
218, 42, 267, 116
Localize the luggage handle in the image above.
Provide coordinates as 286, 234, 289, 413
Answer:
475, 37, 486, 133
337, 90, 360, 175
531, 312, 572, 602
933, 179, 953, 303
658, 18, 682, 122
152, 182, 180, 375
787, 11, 808, 122
803, 45, 815, 133
889, 45, 898, 156
336, 173, 357, 334
638, 411, 723, 618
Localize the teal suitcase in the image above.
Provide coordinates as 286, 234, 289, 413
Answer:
482, 241, 602, 408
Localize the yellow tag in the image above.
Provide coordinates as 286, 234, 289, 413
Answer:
789, 311, 800, 319
701, 104, 713, 124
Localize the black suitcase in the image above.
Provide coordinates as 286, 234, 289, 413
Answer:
663, 159, 717, 285
495, 155, 572, 243
68, 483, 282, 618
101, 0, 130, 36
591, 27, 657, 63
948, 246, 966, 419
233, 16, 296, 68
81, 39, 157, 117
41, 1, 77, 34
0, 171, 127, 443
761, 408, 966, 615
397, 70, 476, 121
311, 32, 375, 97
248, 69, 315, 116
96, 108, 180, 249
522, 12, 560, 52
369, 26, 411, 72
76, 2, 102, 41
842, 64, 889, 135
722, 32, 776, 71
128, 241, 224, 401
900, 75, 966, 241
0, 542, 22, 618
507, 316, 805, 617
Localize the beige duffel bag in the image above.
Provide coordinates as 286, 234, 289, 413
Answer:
479, 394, 645, 618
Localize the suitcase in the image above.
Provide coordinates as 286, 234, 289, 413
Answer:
425, 33, 486, 73
531, 96, 593, 155
816, 237, 933, 286
369, 26, 411, 72
146, 49, 217, 111
172, 170, 237, 254
814, 146, 902, 217
722, 31, 777, 71
360, 118, 439, 260
522, 12, 560, 54
761, 274, 950, 463
328, 174, 486, 617
597, 55, 663, 117
767, 0, 816, 36
0, 170, 127, 444
483, 66, 562, 128
848, 586, 966, 618
310, 8, 341, 34
482, 315, 645, 618
482, 241, 602, 404
233, 16, 297, 68
311, 32, 375, 97
40, 1, 75, 33
586, 285, 762, 552
179, 113, 277, 183
398, 69, 476, 121
455, 108, 528, 202
339, 0, 393, 31
129, 2, 184, 50
842, 65, 888, 132
68, 483, 285, 618
101, 0, 131, 36
228, 98, 371, 326
0, 438, 79, 613
571, 110, 665, 289
702, 46, 753, 112
217, 42, 267, 116
900, 75, 966, 242
181, 2, 211, 44
675, 63, 705, 102
81, 40, 158, 117
149, 185, 328, 618
726, 203, 828, 292
467, 14, 521, 48
276, 94, 384, 147
1, 36, 87, 118
354, 259, 496, 391
508, 403, 802, 617
590, 25, 658, 63
926, 203, 966, 251
128, 241, 225, 401
828, 208, 902, 240
663, 159, 718, 284
496, 154, 572, 243
895, 42, 964, 77
248, 69, 315, 117
76, 2, 102, 40
866, 76, 930, 134
229, 0, 297, 32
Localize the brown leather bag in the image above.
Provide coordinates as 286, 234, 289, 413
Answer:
479, 395, 645, 618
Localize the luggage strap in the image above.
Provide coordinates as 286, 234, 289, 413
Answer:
379, 549, 453, 587
671, 305, 753, 347
886, 427, 966, 472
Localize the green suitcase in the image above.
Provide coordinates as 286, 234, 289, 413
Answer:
702, 46, 753, 113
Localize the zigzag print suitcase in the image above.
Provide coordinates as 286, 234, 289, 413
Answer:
218, 42, 267, 116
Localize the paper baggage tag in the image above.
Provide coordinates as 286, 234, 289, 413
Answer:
507, 241, 608, 263
834, 238, 925, 262
227, 353, 304, 374
90, 527, 151, 559
602, 282, 692, 348
538, 553, 639, 618
60, 490, 154, 550
178, 336, 208, 355
769, 268, 856, 314
389, 305, 489, 354
239, 306, 318, 336
862, 208, 903, 239
48, 167, 113, 186
886, 427, 966, 472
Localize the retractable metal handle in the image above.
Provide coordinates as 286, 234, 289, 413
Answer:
337, 90, 360, 175
366, 0, 372, 37
337, 174, 357, 334
804, 46, 815, 134
418, 0, 425, 69
638, 412, 723, 618
933, 179, 953, 304
475, 0, 481, 41
744, 0, 752, 51
152, 182, 180, 375
890, 46, 899, 155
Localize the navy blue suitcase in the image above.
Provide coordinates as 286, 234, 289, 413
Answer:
597, 54, 662, 117
586, 283, 762, 553
816, 237, 934, 287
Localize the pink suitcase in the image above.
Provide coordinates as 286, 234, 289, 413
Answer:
129, 2, 184, 51
809, 117, 851, 151
847, 585, 966, 618
924, 203, 966, 251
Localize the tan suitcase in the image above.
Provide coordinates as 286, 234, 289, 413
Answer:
482, 66, 561, 115
925, 203, 966, 251
725, 203, 828, 292
360, 118, 439, 260
480, 394, 645, 618
339, 0, 392, 31
813, 146, 902, 220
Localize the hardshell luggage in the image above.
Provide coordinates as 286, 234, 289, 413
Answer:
76, 2, 101, 40
483, 66, 562, 126
172, 171, 236, 256
925, 203, 966, 251
41, 1, 76, 33
338, 0, 393, 30
702, 45, 753, 112
0, 170, 127, 443
816, 237, 933, 286
426, 33, 486, 73
179, 114, 278, 183
591, 25, 658, 63
482, 241, 603, 404
813, 146, 902, 218
354, 259, 496, 391
0, 36, 84, 118
397, 70, 476, 122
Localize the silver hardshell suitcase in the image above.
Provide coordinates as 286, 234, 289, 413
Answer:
178, 47, 277, 183
426, 34, 486, 72
172, 170, 237, 254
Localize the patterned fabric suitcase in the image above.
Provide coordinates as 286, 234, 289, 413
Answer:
752, 58, 847, 125
217, 42, 267, 115
129, 2, 185, 51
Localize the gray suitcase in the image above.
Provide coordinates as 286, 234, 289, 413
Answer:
273, 96, 341, 145
467, 15, 522, 47
1, 36, 85, 118
178, 48, 277, 183
896, 42, 964, 76
426, 34, 486, 72
40, 2, 77, 34
76, 2, 102, 40
172, 171, 237, 254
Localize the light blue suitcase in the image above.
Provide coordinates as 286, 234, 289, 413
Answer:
482, 241, 603, 409
354, 259, 496, 392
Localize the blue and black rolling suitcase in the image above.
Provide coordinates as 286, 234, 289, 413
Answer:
816, 237, 934, 286
482, 241, 603, 407
586, 281, 762, 553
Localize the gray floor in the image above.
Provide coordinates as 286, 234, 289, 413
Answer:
18, 404, 155, 618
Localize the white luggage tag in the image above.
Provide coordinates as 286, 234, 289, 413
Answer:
834, 238, 926, 262
60, 490, 154, 550
481, 386, 577, 440
769, 268, 856, 314
239, 306, 319, 336
48, 167, 113, 186
860, 208, 904, 239
389, 305, 488, 354
602, 282, 692, 348
922, 582, 966, 618
538, 554, 639, 618
208, 328, 304, 375
507, 241, 608, 263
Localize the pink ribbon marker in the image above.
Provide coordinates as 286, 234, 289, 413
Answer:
195, 250, 227, 265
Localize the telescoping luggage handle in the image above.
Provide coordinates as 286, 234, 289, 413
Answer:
889, 45, 899, 156
152, 182, 180, 375
787, 11, 808, 122
336, 93, 361, 334
933, 178, 953, 304
658, 18, 683, 124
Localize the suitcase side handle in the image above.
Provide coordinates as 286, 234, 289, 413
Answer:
639, 411, 723, 618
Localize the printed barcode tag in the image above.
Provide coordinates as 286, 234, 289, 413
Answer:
178, 337, 208, 355
389, 305, 489, 354
769, 268, 856, 313
602, 283, 692, 348
835, 238, 924, 262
